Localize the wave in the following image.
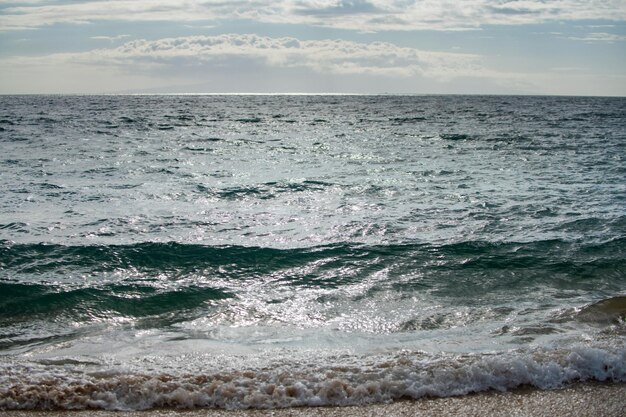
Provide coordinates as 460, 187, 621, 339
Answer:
1, 238, 623, 332
0, 282, 231, 323
0, 345, 623, 410
1, 238, 623, 286
195, 180, 337, 200
0, 237, 626, 273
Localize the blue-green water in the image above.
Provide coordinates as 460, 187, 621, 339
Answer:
0, 95, 625, 410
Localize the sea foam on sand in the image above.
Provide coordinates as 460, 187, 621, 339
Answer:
1, 382, 625, 417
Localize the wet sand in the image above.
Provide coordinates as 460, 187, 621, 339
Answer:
2, 382, 624, 417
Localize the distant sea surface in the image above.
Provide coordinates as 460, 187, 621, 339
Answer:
1, 95, 625, 410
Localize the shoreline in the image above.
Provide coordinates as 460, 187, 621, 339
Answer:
2, 382, 624, 417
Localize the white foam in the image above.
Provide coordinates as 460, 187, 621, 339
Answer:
1, 345, 624, 410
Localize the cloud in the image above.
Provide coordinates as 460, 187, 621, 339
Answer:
3, 32, 624, 95
18, 34, 482, 79
0, 0, 221, 31
0, 33, 512, 93
1, 1, 625, 32
90, 34, 131, 42
568, 32, 626, 42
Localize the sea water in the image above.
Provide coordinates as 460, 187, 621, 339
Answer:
0, 95, 624, 410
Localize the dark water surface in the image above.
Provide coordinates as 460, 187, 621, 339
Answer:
0, 95, 625, 410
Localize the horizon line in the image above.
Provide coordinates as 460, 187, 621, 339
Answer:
1, 92, 625, 98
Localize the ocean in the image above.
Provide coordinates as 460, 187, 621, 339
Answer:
0, 94, 624, 410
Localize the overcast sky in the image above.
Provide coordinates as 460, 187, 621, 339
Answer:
1, 1, 625, 95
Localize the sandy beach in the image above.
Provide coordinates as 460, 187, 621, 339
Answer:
2, 382, 624, 417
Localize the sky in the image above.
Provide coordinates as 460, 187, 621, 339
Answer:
0, 1, 625, 95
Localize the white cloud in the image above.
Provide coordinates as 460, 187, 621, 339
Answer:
2, 33, 536, 94
568, 32, 626, 42
90, 34, 130, 42
3, 34, 483, 79
1, 1, 625, 32
3, 32, 624, 95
